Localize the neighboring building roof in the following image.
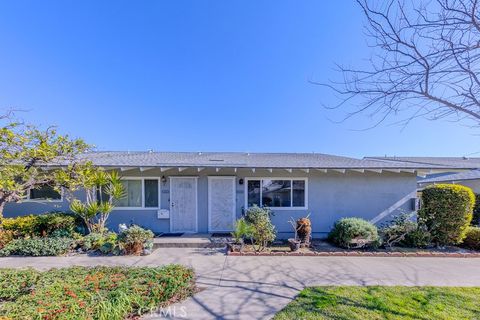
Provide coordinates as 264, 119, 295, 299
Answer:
79, 151, 450, 169
418, 170, 480, 184
365, 156, 480, 169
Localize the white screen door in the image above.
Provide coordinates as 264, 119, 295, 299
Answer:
208, 176, 236, 232
170, 177, 197, 233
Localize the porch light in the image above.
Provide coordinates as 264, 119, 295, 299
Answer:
161, 176, 167, 185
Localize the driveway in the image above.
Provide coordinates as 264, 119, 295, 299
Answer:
2, 249, 480, 319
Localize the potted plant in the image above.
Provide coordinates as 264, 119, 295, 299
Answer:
297, 214, 312, 247
287, 217, 301, 251
228, 218, 252, 252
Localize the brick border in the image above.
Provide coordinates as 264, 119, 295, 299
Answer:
226, 250, 480, 258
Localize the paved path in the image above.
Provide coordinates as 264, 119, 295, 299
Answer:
2, 249, 480, 319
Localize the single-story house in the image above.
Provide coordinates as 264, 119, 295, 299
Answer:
4, 152, 467, 238
366, 156, 480, 193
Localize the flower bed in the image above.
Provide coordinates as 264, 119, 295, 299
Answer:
0, 265, 195, 319
0, 213, 155, 257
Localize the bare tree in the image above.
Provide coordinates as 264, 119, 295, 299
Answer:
319, 0, 480, 127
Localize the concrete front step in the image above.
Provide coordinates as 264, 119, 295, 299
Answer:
153, 233, 230, 249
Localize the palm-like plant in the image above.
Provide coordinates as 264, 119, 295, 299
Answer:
69, 170, 125, 233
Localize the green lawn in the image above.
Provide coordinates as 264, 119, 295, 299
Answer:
274, 286, 480, 320
0, 265, 195, 320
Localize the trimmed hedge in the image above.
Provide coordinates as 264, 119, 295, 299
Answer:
0, 265, 195, 319
419, 184, 475, 246
0, 237, 74, 256
328, 217, 380, 249
2, 212, 79, 238
461, 227, 480, 250
473, 194, 480, 226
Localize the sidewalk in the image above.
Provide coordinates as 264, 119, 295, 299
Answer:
2, 248, 480, 319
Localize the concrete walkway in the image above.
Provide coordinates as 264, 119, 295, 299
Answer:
2, 249, 480, 319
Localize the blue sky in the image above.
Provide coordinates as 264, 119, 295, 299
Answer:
0, 1, 478, 158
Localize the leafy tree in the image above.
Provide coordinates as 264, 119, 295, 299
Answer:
0, 113, 89, 220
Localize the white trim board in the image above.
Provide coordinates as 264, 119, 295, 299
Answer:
208, 176, 236, 232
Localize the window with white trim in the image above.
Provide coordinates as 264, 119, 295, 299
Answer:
246, 178, 307, 209
115, 178, 159, 208
28, 184, 62, 201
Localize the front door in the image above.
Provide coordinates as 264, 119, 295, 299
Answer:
170, 177, 198, 233
208, 176, 236, 232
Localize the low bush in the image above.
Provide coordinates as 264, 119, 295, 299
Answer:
0, 237, 74, 256
379, 214, 431, 248
0, 265, 195, 319
2, 212, 79, 238
419, 184, 475, 246
0, 230, 13, 250
118, 225, 154, 255
328, 217, 380, 249
461, 227, 480, 250
380, 214, 417, 248
231, 218, 254, 244
244, 206, 276, 251
78, 232, 119, 254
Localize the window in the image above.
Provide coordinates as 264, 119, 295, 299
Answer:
115, 178, 160, 208
28, 185, 62, 201
246, 178, 307, 209
144, 179, 159, 208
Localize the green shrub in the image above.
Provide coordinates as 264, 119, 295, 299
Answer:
473, 194, 480, 226
461, 227, 480, 250
380, 214, 417, 248
402, 221, 431, 248
328, 217, 380, 249
0, 230, 14, 250
419, 184, 475, 246
0, 237, 74, 256
379, 214, 431, 248
244, 206, 276, 251
78, 232, 118, 254
118, 225, 154, 255
0, 265, 195, 319
231, 218, 254, 244
2, 212, 78, 238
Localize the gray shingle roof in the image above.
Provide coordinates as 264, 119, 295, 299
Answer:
79, 151, 447, 169
365, 156, 480, 169
418, 170, 480, 184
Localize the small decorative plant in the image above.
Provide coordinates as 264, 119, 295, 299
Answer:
296, 214, 312, 246
228, 218, 253, 252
